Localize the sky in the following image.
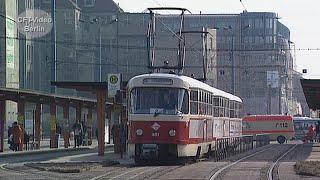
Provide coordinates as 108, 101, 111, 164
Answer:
114, 0, 320, 79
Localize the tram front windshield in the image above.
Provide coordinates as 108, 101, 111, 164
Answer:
130, 87, 189, 115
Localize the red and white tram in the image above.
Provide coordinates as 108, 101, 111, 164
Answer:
127, 73, 242, 163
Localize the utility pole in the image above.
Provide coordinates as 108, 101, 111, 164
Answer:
79, 18, 117, 82
99, 25, 102, 82
231, 34, 235, 95
51, 0, 56, 93
279, 78, 282, 114
228, 24, 250, 95
267, 84, 271, 114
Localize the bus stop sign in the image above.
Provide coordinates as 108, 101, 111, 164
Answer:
108, 74, 121, 98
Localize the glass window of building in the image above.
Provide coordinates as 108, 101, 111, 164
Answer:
84, 0, 95, 7
64, 11, 73, 25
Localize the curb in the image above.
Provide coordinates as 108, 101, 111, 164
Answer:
0, 145, 114, 158
0, 147, 92, 158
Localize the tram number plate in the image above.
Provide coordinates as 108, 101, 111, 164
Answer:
152, 132, 160, 137
275, 122, 288, 128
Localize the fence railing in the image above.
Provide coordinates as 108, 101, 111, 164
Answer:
213, 135, 254, 161
255, 133, 270, 148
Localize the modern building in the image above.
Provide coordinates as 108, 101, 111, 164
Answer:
11, 1, 300, 116
0, 0, 20, 125
108, 11, 296, 116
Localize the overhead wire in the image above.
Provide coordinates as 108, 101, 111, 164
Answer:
2, 36, 320, 52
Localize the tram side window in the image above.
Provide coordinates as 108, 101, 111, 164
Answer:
213, 96, 219, 117
200, 91, 205, 115
190, 90, 198, 115
235, 102, 240, 118
230, 101, 235, 118
209, 94, 213, 115
219, 98, 224, 117
225, 99, 229, 117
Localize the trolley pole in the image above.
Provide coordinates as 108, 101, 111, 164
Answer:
120, 94, 123, 158
268, 84, 271, 114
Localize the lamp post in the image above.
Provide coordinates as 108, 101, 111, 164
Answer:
80, 18, 118, 82
224, 24, 250, 95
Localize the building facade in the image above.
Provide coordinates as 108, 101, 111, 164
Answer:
0, 0, 20, 125
9, 0, 301, 117
110, 11, 296, 116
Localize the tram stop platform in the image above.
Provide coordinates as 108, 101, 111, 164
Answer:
0, 138, 133, 165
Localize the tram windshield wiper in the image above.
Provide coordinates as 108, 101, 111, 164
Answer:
153, 109, 162, 117
154, 111, 160, 117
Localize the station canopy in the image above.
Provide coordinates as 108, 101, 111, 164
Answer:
300, 79, 320, 110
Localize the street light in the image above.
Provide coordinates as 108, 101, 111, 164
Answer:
224, 24, 250, 95
79, 18, 118, 82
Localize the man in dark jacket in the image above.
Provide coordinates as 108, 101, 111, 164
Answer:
72, 120, 83, 148
316, 121, 320, 142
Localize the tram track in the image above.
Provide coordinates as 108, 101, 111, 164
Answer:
267, 144, 298, 180
207, 143, 298, 180
89, 165, 181, 180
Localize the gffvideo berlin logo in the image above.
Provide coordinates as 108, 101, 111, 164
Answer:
17, 9, 53, 38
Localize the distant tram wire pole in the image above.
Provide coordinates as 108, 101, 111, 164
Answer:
51, 0, 57, 93
240, 0, 248, 12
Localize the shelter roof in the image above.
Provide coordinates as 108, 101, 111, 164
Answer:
300, 79, 320, 110
0, 87, 96, 107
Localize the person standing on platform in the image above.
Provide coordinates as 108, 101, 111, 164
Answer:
12, 122, 23, 151
56, 122, 62, 147
308, 124, 315, 142
72, 120, 83, 148
316, 122, 320, 143
80, 121, 87, 146
8, 125, 14, 150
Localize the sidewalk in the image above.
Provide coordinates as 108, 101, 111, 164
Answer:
0, 138, 133, 165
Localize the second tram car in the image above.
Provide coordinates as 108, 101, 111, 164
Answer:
127, 73, 242, 163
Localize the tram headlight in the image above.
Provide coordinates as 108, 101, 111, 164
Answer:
136, 129, 143, 136
168, 129, 176, 137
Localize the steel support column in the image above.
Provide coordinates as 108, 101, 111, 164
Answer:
76, 103, 82, 122
35, 103, 41, 149
17, 100, 25, 151
63, 102, 70, 148
87, 108, 93, 146
50, 102, 57, 148
107, 107, 111, 144
0, 99, 5, 152
97, 90, 106, 156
